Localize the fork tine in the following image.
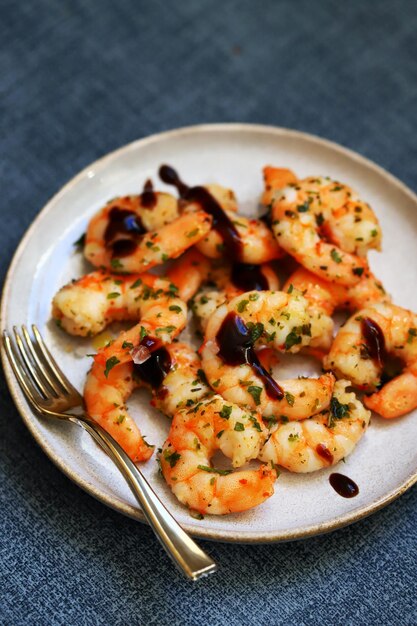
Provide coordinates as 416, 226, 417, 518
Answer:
14, 327, 57, 398
31, 325, 82, 398
3, 331, 44, 409
20, 325, 61, 397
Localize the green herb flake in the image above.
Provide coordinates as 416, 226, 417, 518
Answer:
249, 293, 259, 301
197, 465, 232, 476
163, 449, 181, 468
296, 201, 310, 213
107, 292, 120, 300
216, 430, 225, 439
104, 356, 120, 378
287, 283, 294, 294
247, 321, 264, 342
285, 392, 295, 406
330, 248, 342, 264
122, 341, 134, 350
110, 258, 123, 270
169, 305, 182, 313
249, 416, 262, 432
139, 326, 147, 341
219, 405, 233, 419
288, 433, 299, 442
284, 330, 302, 351
353, 267, 364, 277
73, 233, 86, 249
234, 422, 245, 432
407, 328, 417, 344
371, 229, 378, 237
186, 228, 199, 238
130, 278, 142, 290
155, 325, 176, 335
248, 385, 263, 405
237, 299, 249, 313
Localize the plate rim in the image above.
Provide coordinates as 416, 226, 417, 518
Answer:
1, 122, 416, 543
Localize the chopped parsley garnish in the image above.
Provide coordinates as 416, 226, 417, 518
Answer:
328, 396, 350, 427
287, 283, 294, 294
104, 356, 120, 378
197, 465, 232, 475
186, 228, 199, 238
407, 328, 417, 344
237, 299, 249, 313
247, 321, 264, 342
163, 450, 181, 468
285, 392, 295, 406
353, 267, 364, 277
296, 201, 310, 213
219, 405, 233, 419
234, 422, 244, 432
122, 341, 133, 350
248, 385, 263, 405
155, 325, 176, 335
330, 248, 342, 264
249, 416, 262, 431
249, 293, 259, 301
288, 433, 299, 442
107, 292, 120, 299
371, 229, 378, 237
110, 258, 123, 270
284, 329, 302, 351
139, 326, 147, 341
169, 305, 182, 313
73, 233, 86, 249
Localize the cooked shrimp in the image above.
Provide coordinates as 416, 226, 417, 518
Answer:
259, 380, 370, 472
85, 192, 212, 273
282, 267, 390, 351
84, 359, 153, 462
159, 164, 284, 263
166, 248, 211, 302
84, 342, 210, 462
271, 176, 382, 285
323, 303, 417, 418
159, 395, 276, 515
200, 290, 335, 419
192, 262, 280, 331
52, 270, 187, 339
150, 342, 211, 417
262, 166, 298, 207
195, 212, 284, 264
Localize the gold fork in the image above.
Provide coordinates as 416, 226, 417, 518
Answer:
2, 325, 217, 580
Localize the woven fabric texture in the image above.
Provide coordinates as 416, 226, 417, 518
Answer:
1, 1, 416, 624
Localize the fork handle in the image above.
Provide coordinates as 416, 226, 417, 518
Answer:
71, 414, 217, 580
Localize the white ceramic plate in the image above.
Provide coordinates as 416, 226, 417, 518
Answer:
2, 124, 417, 543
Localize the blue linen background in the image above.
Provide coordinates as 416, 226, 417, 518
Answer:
1, 1, 416, 624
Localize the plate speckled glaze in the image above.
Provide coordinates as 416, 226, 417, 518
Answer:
2, 124, 417, 543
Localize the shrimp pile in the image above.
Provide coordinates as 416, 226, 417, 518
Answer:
50, 163, 415, 517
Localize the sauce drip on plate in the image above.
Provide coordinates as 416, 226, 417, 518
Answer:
329, 473, 359, 498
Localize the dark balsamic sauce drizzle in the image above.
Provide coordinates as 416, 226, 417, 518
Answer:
216, 312, 284, 400
329, 473, 359, 498
140, 179, 157, 208
159, 164, 244, 261
316, 443, 334, 464
133, 336, 172, 389
361, 317, 386, 368
104, 207, 147, 258
231, 263, 269, 291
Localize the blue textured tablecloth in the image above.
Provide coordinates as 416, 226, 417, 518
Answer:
1, 1, 416, 624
